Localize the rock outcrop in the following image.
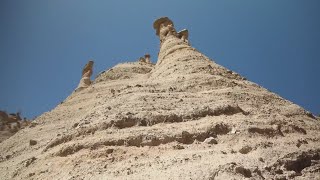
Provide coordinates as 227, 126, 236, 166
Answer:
0, 111, 30, 143
144, 54, 151, 64
0, 17, 319, 180
76, 60, 94, 91
177, 29, 189, 44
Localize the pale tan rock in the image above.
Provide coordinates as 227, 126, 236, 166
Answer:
76, 60, 94, 91
177, 29, 189, 44
29, 139, 37, 146
203, 137, 218, 144
94, 61, 154, 82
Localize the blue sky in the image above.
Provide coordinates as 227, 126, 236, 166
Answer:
0, 1, 319, 119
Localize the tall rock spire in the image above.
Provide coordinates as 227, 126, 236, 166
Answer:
153, 17, 192, 65
151, 17, 231, 80
76, 60, 94, 91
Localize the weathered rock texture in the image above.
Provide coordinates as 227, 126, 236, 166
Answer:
177, 29, 189, 44
0, 17, 319, 180
76, 60, 94, 91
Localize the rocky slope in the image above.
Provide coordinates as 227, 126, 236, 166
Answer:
0, 17, 319, 180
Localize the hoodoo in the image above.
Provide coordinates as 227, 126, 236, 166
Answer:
0, 17, 319, 180
76, 60, 94, 91
144, 54, 151, 64
151, 17, 224, 81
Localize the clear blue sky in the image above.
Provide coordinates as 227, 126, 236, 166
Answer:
1, 1, 319, 119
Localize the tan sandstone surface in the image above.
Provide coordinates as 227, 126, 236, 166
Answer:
0, 17, 319, 180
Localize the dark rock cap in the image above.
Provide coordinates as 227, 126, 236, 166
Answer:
144, 54, 150, 58
153, 17, 174, 36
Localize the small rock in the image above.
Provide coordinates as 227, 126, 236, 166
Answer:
192, 154, 202, 159
25, 157, 36, 167
203, 137, 218, 144
72, 123, 79, 128
275, 169, 283, 174
28, 172, 35, 177
106, 148, 114, 154
258, 157, 264, 162
173, 144, 185, 150
221, 151, 227, 154
264, 166, 271, 171
108, 157, 115, 162
296, 139, 308, 148
126, 168, 133, 175
230, 128, 240, 134
181, 131, 192, 144
193, 139, 201, 144
234, 165, 252, 178
253, 167, 263, 177
126, 112, 133, 115
239, 145, 252, 154
29, 122, 38, 128
274, 174, 287, 180
39, 169, 48, 174
29, 140, 37, 146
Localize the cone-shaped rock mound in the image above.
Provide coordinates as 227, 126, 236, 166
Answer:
1, 17, 319, 180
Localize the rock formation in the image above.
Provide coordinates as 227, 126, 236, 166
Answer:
0, 17, 319, 180
0, 111, 9, 123
144, 54, 151, 64
153, 17, 176, 43
76, 60, 94, 91
138, 57, 146, 63
152, 17, 197, 69
95, 61, 153, 83
0, 111, 30, 143
177, 29, 189, 44
138, 54, 151, 64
